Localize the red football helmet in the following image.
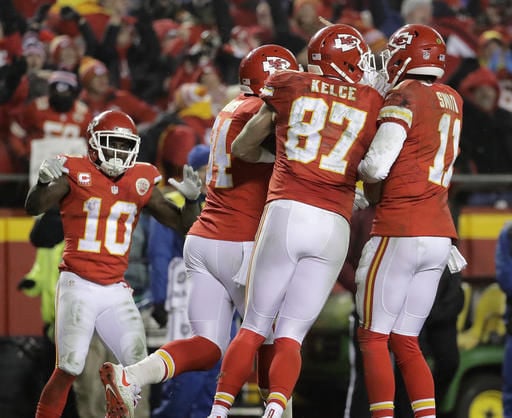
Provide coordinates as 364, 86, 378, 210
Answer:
383, 24, 446, 87
307, 24, 374, 83
87, 110, 140, 177
239, 44, 299, 94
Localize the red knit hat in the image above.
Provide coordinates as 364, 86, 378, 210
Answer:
78, 57, 108, 86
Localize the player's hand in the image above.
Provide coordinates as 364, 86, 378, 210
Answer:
168, 164, 202, 201
151, 303, 168, 328
361, 69, 391, 98
38, 156, 68, 184
353, 188, 369, 211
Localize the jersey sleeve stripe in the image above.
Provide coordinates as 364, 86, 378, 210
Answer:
378, 106, 413, 128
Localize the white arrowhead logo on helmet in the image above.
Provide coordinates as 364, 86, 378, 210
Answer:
390, 32, 414, 50
334, 34, 361, 52
263, 56, 292, 74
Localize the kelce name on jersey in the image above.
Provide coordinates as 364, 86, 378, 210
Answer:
310, 80, 357, 101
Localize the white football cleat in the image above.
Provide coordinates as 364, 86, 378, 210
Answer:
100, 362, 141, 418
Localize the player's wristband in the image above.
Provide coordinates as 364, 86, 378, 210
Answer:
185, 197, 200, 205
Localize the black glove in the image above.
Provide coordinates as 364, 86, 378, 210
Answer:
151, 303, 168, 328
60, 6, 81, 22
17, 278, 36, 290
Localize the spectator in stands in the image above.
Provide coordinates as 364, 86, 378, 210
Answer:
401, 0, 433, 25
151, 83, 215, 182
22, 33, 50, 100
479, 30, 512, 79
78, 57, 158, 126
95, 1, 163, 103
9, 70, 92, 172
290, 0, 332, 41
0, 42, 28, 206
48, 34, 82, 72
198, 64, 231, 116
456, 67, 512, 192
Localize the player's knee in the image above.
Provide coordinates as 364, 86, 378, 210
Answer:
389, 332, 421, 364
196, 336, 223, 368
119, 335, 148, 365
357, 327, 389, 352
57, 360, 83, 376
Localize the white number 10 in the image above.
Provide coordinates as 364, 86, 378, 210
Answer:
78, 197, 137, 255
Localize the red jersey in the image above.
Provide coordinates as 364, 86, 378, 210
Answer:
189, 94, 273, 241
59, 156, 161, 285
261, 70, 383, 221
9, 97, 92, 160
371, 80, 462, 239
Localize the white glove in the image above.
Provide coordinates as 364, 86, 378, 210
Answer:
447, 245, 468, 273
353, 188, 369, 211
360, 69, 391, 98
168, 164, 202, 201
38, 156, 68, 184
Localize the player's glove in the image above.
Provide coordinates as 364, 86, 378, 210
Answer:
168, 164, 202, 201
38, 156, 68, 184
361, 69, 391, 98
353, 188, 369, 211
151, 302, 168, 328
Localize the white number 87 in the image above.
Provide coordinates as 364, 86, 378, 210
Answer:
285, 96, 367, 175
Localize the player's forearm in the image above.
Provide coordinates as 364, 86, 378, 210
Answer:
181, 199, 201, 232
358, 122, 407, 183
25, 184, 60, 215
232, 105, 274, 162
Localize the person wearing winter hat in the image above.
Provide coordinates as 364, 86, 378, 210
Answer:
78, 57, 157, 124
9, 70, 92, 169
400, 0, 433, 25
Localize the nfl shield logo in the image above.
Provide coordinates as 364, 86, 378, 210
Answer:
111, 185, 119, 194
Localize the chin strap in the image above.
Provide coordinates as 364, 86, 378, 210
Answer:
389, 57, 412, 87
331, 62, 356, 83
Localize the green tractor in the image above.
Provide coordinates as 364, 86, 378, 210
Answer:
439, 282, 506, 418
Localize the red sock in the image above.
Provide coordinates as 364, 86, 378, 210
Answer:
214, 329, 266, 409
357, 327, 395, 418
36, 368, 76, 418
160, 335, 221, 376
390, 332, 436, 417
257, 343, 275, 392
267, 337, 301, 404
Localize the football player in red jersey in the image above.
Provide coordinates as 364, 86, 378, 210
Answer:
200, 24, 383, 418
355, 24, 464, 418
97, 45, 299, 418
25, 109, 202, 418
